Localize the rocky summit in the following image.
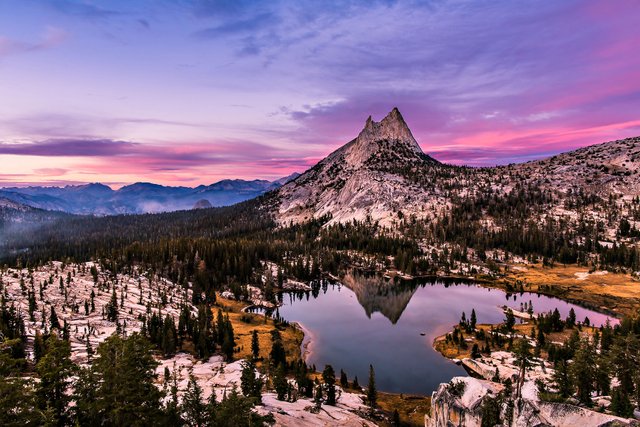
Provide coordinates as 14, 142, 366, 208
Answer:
274, 107, 640, 246
275, 108, 442, 225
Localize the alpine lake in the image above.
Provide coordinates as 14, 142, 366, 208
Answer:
253, 272, 615, 395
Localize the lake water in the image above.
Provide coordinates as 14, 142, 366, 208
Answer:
273, 272, 616, 395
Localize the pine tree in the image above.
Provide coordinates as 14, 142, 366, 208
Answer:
251, 330, 260, 360
471, 343, 481, 359
212, 385, 274, 427
553, 359, 572, 398
33, 330, 45, 362
340, 369, 348, 388
107, 289, 119, 322
480, 396, 501, 427
504, 309, 515, 333
610, 387, 634, 417
353, 376, 360, 390
182, 369, 207, 427
514, 339, 532, 399
164, 364, 182, 425
273, 364, 288, 401
36, 333, 75, 425
367, 364, 377, 411
269, 331, 286, 368
536, 327, 546, 348
570, 340, 596, 405
567, 308, 576, 327
161, 314, 177, 356
75, 333, 163, 425
594, 354, 611, 396
610, 335, 638, 395
86, 336, 94, 363
50, 307, 60, 329
240, 359, 263, 399
221, 322, 235, 362
0, 338, 47, 425
322, 365, 336, 405
470, 308, 477, 330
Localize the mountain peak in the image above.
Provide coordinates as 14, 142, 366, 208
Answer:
346, 107, 425, 166
276, 107, 439, 226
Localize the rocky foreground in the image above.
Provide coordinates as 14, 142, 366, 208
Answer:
426, 350, 640, 426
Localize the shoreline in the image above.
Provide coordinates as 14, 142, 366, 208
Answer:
292, 321, 315, 363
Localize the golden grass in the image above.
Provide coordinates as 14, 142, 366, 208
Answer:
216, 295, 434, 425
500, 263, 640, 317
377, 392, 431, 427
433, 321, 598, 361
214, 295, 304, 365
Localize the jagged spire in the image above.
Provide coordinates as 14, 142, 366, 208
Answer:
346, 108, 424, 165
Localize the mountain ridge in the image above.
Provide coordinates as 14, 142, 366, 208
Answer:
273, 108, 640, 227
0, 174, 300, 215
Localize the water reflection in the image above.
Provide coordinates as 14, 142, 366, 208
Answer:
342, 272, 418, 324
271, 275, 614, 395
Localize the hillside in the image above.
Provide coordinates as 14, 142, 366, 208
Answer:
273, 109, 640, 254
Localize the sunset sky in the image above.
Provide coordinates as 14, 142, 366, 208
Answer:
1, 0, 639, 187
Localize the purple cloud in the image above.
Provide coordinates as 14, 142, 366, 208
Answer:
0, 139, 137, 157
0, 27, 67, 58
1, 0, 639, 186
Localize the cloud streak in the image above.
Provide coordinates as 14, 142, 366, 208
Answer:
0, 26, 67, 58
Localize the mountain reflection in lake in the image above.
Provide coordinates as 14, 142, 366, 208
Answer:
274, 273, 615, 395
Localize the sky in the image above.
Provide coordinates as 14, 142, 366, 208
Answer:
0, 0, 639, 188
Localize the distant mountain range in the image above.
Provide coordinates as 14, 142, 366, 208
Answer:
0, 173, 300, 215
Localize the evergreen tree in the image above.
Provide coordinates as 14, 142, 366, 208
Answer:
75, 333, 163, 425
0, 338, 46, 426
322, 365, 336, 406
220, 315, 235, 362
594, 354, 611, 396
514, 339, 532, 399
480, 396, 501, 427
164, 364, 183, 425
294, 362, 314, 398
106, 289, 118, 322
504, 309, 515, 333
50, 306, 60, 330
367, 364, 377, 411
566, 308, 576, 328
553, 359, 572, 398
273, 363, 288, 401
240, 359, 263, 399
33, 330, 45, 362
610, 335, 637, 394
610, 387, 634, 418
213, 385, 274, 427
269, 330, 286, 369
471, 343, 481, 359
340, 369, 348, 388
251, 330, 260, 360
570, 340, 596, 405
161, 314, 177, 356
536, 327, 546, 348
36, 333, 75, 425
470, 308, 477, 330
182, 369, 207, 427
73, 366, 99, 426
